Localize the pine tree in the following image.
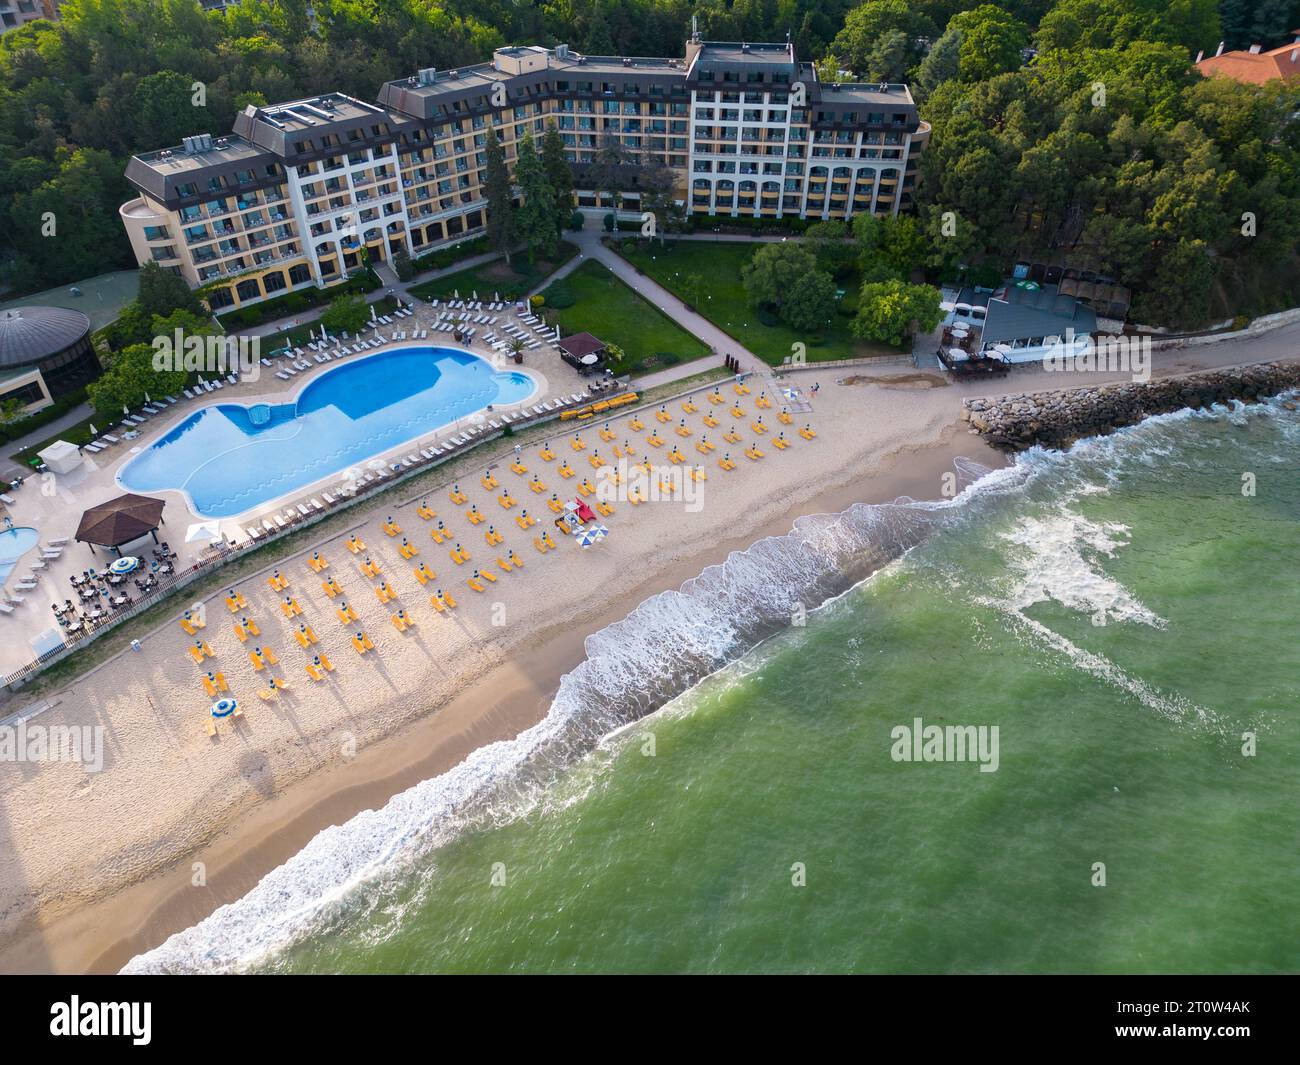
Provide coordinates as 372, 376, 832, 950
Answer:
483, 126, 516, 265
514, 131, 557, 262
541, 122, 576, 236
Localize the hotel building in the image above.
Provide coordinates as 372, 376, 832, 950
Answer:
119, 36, 929, 312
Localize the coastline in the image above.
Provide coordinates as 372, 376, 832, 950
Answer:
0, 404, 995, 974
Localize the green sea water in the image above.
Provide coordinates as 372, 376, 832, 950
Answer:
129, 399, 1300, 974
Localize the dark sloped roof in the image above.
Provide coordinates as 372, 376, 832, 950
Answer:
558, 333, 607, 358
981, 283, 1097, 347
0, 307, 91, 368
75, 494, 166, 548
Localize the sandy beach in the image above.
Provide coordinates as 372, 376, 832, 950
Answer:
4, 327, 1299, 974
0, 364, 998, 973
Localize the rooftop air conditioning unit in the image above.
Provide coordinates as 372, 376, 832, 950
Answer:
556, 43, 570, 60
418, 67, 437, 86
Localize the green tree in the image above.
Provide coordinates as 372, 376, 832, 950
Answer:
483, 126, 515, 265
131, 71, 212, 149
393, 245, 414, 282
138, 260, 202, 318
830, 0, 936, 78
852, 280, 943, 347
953, 5, 1030, 82
87, 342, 186, 419
804, 219, 856, 277
741, 242, 820, 312
783, 271, 838, 333
914, 27, 962, 102
514, 130, 557, 261
321, 293, 371, 335
541, 122, 576, 238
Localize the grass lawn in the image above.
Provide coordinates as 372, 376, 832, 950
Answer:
408, 240, 579, 302
617, 239, 903, 364
541, 260, 709, 375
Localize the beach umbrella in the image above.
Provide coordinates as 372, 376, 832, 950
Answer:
211, 698, 237, 719
575, 526, 602, 548
782, 387, 798, 402
592, 524, 609, 540
185, 520, 222, 544
109, 556, 140, 575
88, 424, 97, 436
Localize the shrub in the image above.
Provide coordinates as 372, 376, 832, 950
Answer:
546, 285, 576, 309
529, 294, 544, 308
656, 351, 680, 366
603, 213, 616, 232
569, 211, 585, 231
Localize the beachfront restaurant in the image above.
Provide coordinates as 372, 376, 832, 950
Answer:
75, 493, 166, 557
976, 282, 1097, 364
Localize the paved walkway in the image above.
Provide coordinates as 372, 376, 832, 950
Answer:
1, 403, 94, 479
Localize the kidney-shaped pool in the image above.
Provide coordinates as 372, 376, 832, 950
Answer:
119, 347, 537, 518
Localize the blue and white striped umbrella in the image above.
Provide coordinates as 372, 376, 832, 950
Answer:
109, 556, 140, 574
211, 698, 237, 718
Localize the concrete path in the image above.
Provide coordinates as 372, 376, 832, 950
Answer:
1, 403, 94, 479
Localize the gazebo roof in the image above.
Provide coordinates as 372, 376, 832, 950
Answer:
75, 493, 165, 548
557, 332, 606, 359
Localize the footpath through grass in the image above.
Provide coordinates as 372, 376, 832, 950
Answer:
541, 260, 710, 375
617, 239, 903, 364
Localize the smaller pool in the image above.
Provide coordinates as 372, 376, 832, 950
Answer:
0, 526, 39, 585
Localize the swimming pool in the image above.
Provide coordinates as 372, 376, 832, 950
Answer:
118, 347, 536, 517
0, 526, 39, 585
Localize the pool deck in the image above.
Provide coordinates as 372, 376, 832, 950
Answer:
0, 301, 584, 675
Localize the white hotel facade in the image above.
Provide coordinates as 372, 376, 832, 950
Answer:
119, 36, 929, 312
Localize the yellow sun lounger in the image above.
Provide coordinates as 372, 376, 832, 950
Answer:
467, 506, 485, 525
450, 544, 471, 564
599, 426, 616, 442
539, 444, 556, 461
799, 426, 817, 440
392, 611, 415, 632
778, 411, 793, 425
306, 663, 326, 682
773, 436, 790, 450
647, 433, 665, 448
516, 511, 537, 529
571, 435, 586, 451
507, 550, 524, 569
511, 461, 527, 475
703, 414, 719, 428
360, 558, 381, 577
294, 627, 319, 648
431, 590, 457, 611
629, 417, 645, 431
690, 466, 708, 483
414, 563, 435, 584
399, 541, 418, 559
577, 479, 595, 497
481, 473, 499, 491
322, 577, 343, 598
188, 642, 213, 664
336, 603, 358, 624
756, 394, 772, 409
596, 500, 615, 516
308, 554, 328, 572
498, 492, 517, 509
225, 591, 247, 612
347, 536, 366, 553
485, 526, 504, 545
497, 555, 514, 573
668, 448, 685, 465
723, 429, 742, 444
751, 421, 768, 435
588, 453, 605, 469
731, 405, 745, 418
375, 583, 396, 604
267, 573, 288, 591
319, 653, 335, 672
530, 477, 546, 493
431, 526, 450, 544
719, 456, 737, 471
548, 495, 564, 513
351, 633, 375, 655
202, 674, 219, 697
745, 446, 765, 460
450, 486, 468, 504
281, 597, 303, 618
655, 409, 672, 423
558, 462, 575, 479
258, 687, 279, 701
682, 399, 699, 413
416, 502, 436, 520
734, 381, 751, 395
467, 576, 486, 592
180, 618, 199, 636
534, 534, 552, 554
382, 520, 401, 536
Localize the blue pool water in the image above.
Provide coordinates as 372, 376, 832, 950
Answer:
119, 347, 535, 517
0, 526, 39, 585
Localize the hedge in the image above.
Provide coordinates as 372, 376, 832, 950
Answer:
214, 268, 381, 330
0, 387, 91, 444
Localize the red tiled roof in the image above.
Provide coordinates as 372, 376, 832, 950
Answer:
1196, 42, 1300, 85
